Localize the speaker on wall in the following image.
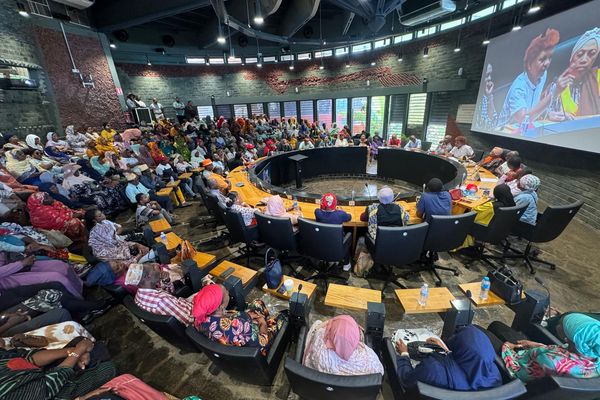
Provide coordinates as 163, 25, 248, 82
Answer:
302, 26, 313, 38
114, 30, 129, 42
238, 35, 249, 47
162, 35, 175, 47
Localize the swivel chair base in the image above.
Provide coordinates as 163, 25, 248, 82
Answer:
501, 242, 555, 275
423, 252, 459, 287
304, 261, 347, 286
368, 265, 414, 293
463, 243, 506, 270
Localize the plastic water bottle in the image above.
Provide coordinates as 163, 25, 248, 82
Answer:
160, 231, 168, 244
418, 283, 429, 306
480, 276, 491, 301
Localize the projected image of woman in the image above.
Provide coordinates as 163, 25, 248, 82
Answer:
496, 29, 568, 129
550, 28, 600, 120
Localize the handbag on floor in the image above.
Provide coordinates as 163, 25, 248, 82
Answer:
487, 265, 523, 305
264, 248, 283, 289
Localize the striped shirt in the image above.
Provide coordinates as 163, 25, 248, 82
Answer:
134, 288, 194, 326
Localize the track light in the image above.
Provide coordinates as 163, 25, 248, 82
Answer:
17, 2, 29, 17
254, 0, 264, 25
512, 25, 522, 32
145, 55, 152, 66
482, 38, 491, 45
528, 0, 541, 13
370, 61, 376, 66
319, 64, 324, 70
345, 62, 350, 68
217, 24, 226, 44
454, 31, 461, 53
206, 57, 210, 66
512, 14, 521, 32
289, 63, 294, 70
423, 47, 429, 58
109, 41, 117, 49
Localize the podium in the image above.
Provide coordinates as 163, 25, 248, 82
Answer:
288, 154, 308, 189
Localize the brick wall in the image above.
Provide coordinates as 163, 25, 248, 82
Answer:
34, 27, 125, 130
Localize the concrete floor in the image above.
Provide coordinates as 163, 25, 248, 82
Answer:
88, 197, 600, 400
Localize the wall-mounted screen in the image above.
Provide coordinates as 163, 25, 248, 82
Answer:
473, 0, 600, 153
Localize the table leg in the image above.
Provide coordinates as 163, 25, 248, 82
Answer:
352, 226, 358, 253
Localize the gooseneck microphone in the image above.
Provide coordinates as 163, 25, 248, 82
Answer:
535, 276, 551, 320
291, 283, 304, 324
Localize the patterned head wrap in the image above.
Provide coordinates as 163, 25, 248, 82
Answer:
519, 174, 540, 191
571, 28, 600, 59
320, 193, 337, 211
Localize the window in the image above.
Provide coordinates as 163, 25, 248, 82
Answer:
66, 7, 90, 26
374, 38, 391, 49
227, 57, 242, 64
369, 96, 385, 135
317, 99, 332, 127
263, 56, 277, 62
215, 104, 232, 118
471, 5, 496, 20
197, 105, 214, 119
501, 0, 526, 9
314, 50, 333, 58
394, 33, 413, 44
300, 100, 314, 122
250, 103, 264, 116
245, 57, 258, 64
440, 18, 465, 31
387, 94, 408, 138
283, 101, 297, 122
27, 0, 51, 17
280, 55, 294, 61
234, 104, 248, 118
335, 98, 348, 127
352, 43, 372, 53
335, 47, 349, 56
186, 57, 206, 64
297, 53, 312, 60
267, 102, 281, 120
417, 26, 437, 38
208, 57, 225, 64
351, 97, 367, 134
426, 92, 451, 145
406, 93, 428, 138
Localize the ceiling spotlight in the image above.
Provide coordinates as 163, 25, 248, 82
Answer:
345, 62, 350, 68
454, 47, 461, 53
254, 1, 264, 25
423, 47, 429, 58
512, 25, 522, 32
289, 64, 294, 70
319, 64, 324, 70
370, 61, 376, 66
217, 24, 226, 44
17, 2, 29, 16
206, 57, 211, 66
482, 38, 491, 45
528, 0, 541, 14
454, 31, 461, 53
322, 40, 327, 45
257, 62, 262, 68
512, 15, 521, 32
145, 55, 152, 66
147, 61, 152, 66
109, 42, 117, 49
398, 54, 403, 62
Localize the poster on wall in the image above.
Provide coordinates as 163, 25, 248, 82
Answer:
472, 0, 600, 153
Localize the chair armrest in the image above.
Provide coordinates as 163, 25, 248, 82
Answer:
524, 323, 564, 346
294, 325, 308, 363
343, 231, 352, 244
417, 379, 526, 400
266, 320, 291, 366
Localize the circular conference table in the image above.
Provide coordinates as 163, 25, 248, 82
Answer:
226, 147, 497, 248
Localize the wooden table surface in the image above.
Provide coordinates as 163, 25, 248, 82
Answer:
395, 287, 455, 314
459, 282, 525, 307
453, 164, 498, 211
262, 275, 317, 301
166, 180, 181, 188
210, 260, 258, 287
149, 218, 172, 234
154, 231, 182, 251
156, 187, 173, 196
178, 172, 192, 179
324, 284, 382, 311
171, 252, 216, 270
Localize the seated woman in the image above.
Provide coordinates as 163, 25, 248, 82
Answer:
28, 148, 58, 173
360, 187, 408, 242
95, 136, 118, 157
416, 178, 452, 223
65, 125, 88, 154
264, 195, 301, 226
5, 149, 41, 185
37, 182, 85, 210
1, 320, 94, 349
228, 191, 257, 226
315, 193, 351, 225
394, 325, 502, 391
2, 134, 27, 151
81, 374, 170, 400
479, 147, 507, 171
491, 313, 600, 382
85, 209, 151, 263
192, 284, 287, 356
89, 154, 113, 177
44, 132, 71, 163
512, 174, 540, 236
25, 134, 43, 152
303, 315, 384, 376
27, 192, 87, 245
135, 193, 174, 229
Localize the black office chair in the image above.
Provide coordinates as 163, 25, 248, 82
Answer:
297, 218, 351, 284
205, 193, 226, 225
122, 296, 196, 353
502, 200, 583, 274
467, 204, 527, 269
367, 223, 429, 292
284, 325, 383, 400
471, 149, 485, 162
223, 207, 262, 267
422, 212, 476, 287
421, 141, 432, 152
185, 320, 291, 386
382, 336, 526, 400
255, 212, 301, 275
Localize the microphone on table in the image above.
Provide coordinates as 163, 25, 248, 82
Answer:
364, 183, 373, 199
535, 276, 551, 324
291, 283, 304, 323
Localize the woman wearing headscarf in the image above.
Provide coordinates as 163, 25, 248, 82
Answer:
513, 174, 540, 235
25, 134, 43, 151
173, 133, 192, 161
550, 28, 600, 120
65, 125, 88, 154
193, 284, 287, 356
360, 187, 408, 242
303, 315, 384, 376
62, 163, 94, 193
26, 192, 87, 244
85, 209, 150, 264
498, 313, 600, 381
100, 122, 117, 142
37, 182, 84, 210
264, 195, 301, 226
394, 325, 502, 391
28, 148, 57, 173
2, 134, 27, 151
315, 193, 352, 225
89, 154, 112, 177
121, 127, 142, 147
5, 149, 41, 185
44, 132, 71, 163
148, 141, 168, 164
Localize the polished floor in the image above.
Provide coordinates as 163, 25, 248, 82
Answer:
299, 177, 419, 199
88, 198, 600, 400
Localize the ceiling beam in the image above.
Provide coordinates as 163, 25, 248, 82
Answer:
91, 0, 212, 32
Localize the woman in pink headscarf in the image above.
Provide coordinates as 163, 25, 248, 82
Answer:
193, 283, 287, 356
264, 195, 301, 226
303, 315, 384, 376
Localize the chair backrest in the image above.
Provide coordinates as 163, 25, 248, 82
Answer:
424, 212, 476, 252
255, 212, 297, 251
185, 321, 290, 386
372, 223, 429, 266
481, 204, 527, 245
529, 200, 583, 243
205, 193, 225, 224
123, 296, 195, 352
422, 141, 432, 152
224, 208, 253, 245
472, 149, 485, 162
297, 218, 347, 262
285, 358, 382, 400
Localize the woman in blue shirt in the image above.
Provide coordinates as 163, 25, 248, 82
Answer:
314, 193, 352, 225
513, 174, 540, 236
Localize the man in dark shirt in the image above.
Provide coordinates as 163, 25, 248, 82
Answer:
228, 153, 244, 171
416, 178, 452, 222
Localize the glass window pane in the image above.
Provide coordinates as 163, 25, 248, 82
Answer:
426, 92, 451, 145
300, 100, 314, 123
314, 50, 333, 58
250, 103, 264, 116
406, 93, 428, 138
394, 33, 413, 44
335, 98, 348, 127
233, 104, 248, 118
215, 104, 232, 119
417, 26, 437, 38
471, 5, 496, 20
297, 53, 312, 60
352, 43, 372, 53
388, 94, 407, 138
267, 102, 281, 121
197, 106, 214, 120
351, 97, 367, 135
208, 57, 225, 64
245, 57, 258, 64
283, 101, 297, 122
263, 56, 277, 62
440, 18, 464, 31
186, 57, 206, 64
227, 57, 242, 64
317, 99, 333, 128
374, 38, 391, 49
335, 47, 349, 56
280, 55, 293, 61
369, 96, 385, 135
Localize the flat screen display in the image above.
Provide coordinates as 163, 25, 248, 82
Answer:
472, 0, 600, 153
